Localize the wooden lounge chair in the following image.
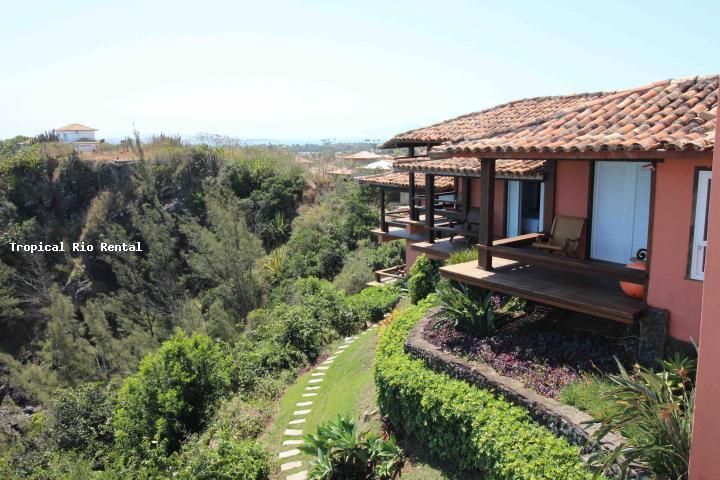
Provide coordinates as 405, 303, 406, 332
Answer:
532, 216, 585, 257
448, 208, 481, 242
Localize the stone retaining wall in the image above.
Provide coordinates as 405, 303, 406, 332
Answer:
404, 307, 652, 479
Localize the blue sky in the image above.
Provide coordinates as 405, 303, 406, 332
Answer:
1, 0, 718, 142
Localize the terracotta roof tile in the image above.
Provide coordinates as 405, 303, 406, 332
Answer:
343, 150, 394, 161
393, 157, 545, 178
356, 171, 454, 191
442, 75, 717, 154
326, 167, 355, 176
379, 92, 614, 148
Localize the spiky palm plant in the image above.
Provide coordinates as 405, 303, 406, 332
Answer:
301, 416, 404, 479
435, 281, 497, 337
588, 356, 695, 479
262, 248, 284, 277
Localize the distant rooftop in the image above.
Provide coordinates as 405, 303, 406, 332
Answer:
343, 150, 393, 161
56, 123, 98, 132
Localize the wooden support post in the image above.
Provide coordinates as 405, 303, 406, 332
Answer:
425, 174, 435, 243
462, 176, 471, 217
380, 189, 387, 232
408, 172, 417, 221
542, 159, 556, 233
477, 159, 495, 270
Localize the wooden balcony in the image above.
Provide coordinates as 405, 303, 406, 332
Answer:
440, 251, 647, 324
367, 264, 406, 287
372, 226, 426, 242
411, 237, 473, 260
411, 233, 540, 260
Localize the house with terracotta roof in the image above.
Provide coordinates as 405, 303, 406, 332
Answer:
56, 123, 100, 152
361, 74, 718, 363
343, 150, 394, 163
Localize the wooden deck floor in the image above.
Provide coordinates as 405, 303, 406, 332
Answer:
411, 237, 473, 259
372, 227, 426, 242
440, 259, 646, 324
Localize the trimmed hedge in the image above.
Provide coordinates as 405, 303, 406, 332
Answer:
374, 301, 601, 480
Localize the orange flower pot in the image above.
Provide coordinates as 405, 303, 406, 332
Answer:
620, 261, 646, 299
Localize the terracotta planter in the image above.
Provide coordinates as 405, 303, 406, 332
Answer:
620, 261, 646, 298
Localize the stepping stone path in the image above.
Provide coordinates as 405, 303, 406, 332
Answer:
277, 333, 362, 480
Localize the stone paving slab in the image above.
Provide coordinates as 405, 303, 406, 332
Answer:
281, 461, 302, 471
279, 449, 301, 459
287, 470, 308, 480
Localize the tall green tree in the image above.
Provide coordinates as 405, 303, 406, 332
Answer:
41, 292, 95, 384
182, 187, 264, 320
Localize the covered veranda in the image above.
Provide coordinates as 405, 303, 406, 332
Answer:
433, 151, 654, 324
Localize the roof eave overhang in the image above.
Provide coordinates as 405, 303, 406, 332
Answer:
378, 139, 443, 149
393, 166, 544, 179
435, 149, 712, 161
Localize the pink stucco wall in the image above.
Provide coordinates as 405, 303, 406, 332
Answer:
554, 161, 590, 258
688, 110, 719, 479
405, 222, 426, 266
466, 178, 506, 237
405, 241, 422, 266
550, 157, 709, 341
647, 154, 712, 341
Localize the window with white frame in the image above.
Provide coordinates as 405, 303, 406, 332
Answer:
691, 169, 712, 280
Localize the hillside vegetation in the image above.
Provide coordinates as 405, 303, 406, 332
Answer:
0, 135, 404, 478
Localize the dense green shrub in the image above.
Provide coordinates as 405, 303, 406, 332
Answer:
174, 435, 270, 480
0, 146, 53, 218
334, 241, 405, 294
301, 416, 404, 480
290, 181, 377, 251
280, 229, 347, 280
368, 240, 406, 269
333, 257, 375, 294
0, 135, 30, 160
113, 332, 233, 458
0, 383, 117, 478
251, 303, 332, 368
210, 396, 276, 441
267, 277, 356, 335
0, 448, 97, 480
407, 255, 439, 304
45, 383, 116, 461
278, 304, 332, 363
346, 285, 401, 327
374, 302, 599, 479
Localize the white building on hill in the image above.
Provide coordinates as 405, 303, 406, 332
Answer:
56, 123, 99, 152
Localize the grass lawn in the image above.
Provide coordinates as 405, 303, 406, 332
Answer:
262, 324, 456, 479
559, 376, 616, 419
559, 375, 643, 443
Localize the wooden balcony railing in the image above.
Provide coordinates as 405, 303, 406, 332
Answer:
374, 264, 407, 283
477, 239, 648, 284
